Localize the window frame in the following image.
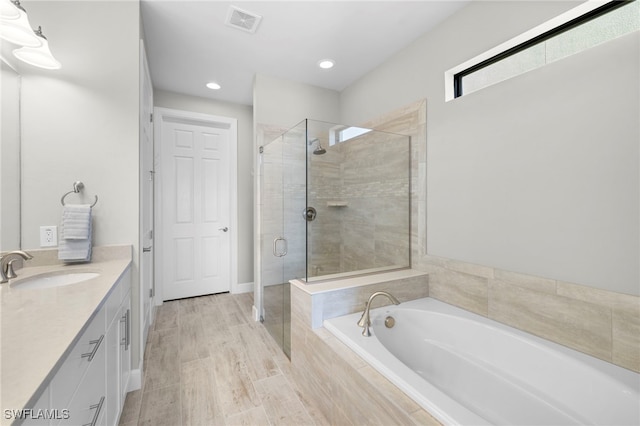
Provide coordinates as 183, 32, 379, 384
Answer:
328, 125, 372, 146
452, 0, 633, 99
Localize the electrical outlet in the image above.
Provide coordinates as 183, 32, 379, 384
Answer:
40, 226, 58, 247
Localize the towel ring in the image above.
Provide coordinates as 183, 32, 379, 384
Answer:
60, 181, 98, 207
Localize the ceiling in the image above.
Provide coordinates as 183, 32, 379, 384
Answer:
141, 1, 469, 106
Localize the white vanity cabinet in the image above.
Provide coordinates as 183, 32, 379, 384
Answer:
21, 268, 131, 426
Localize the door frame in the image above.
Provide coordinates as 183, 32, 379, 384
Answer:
136, 39, 154, 393
153, 107, 238, 302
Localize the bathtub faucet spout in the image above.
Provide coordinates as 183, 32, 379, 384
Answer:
357, 291, 400, 337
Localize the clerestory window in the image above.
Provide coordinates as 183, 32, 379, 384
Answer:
447, 0, 639, 99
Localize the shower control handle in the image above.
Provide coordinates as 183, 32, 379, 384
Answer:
303, 207, 317, 222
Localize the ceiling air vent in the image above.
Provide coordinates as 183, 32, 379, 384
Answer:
225, 6, 262, 34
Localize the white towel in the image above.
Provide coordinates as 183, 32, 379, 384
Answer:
61, 205, 92, 239
58, 204, 93, 262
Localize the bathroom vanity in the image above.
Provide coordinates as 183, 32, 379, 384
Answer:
0, 246, 132, 426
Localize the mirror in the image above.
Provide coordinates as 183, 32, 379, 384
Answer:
0, 57, 21, 251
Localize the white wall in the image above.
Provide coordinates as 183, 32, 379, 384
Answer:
18, 0, 141, 353
340, 1, 639, 295
341, 1, 581, 125
254, 74, 341, 128
154, 90, 254, 285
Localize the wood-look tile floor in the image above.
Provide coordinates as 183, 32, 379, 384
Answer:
118, 292, 317, 426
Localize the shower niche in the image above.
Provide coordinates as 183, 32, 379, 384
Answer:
260, 119, 411, 356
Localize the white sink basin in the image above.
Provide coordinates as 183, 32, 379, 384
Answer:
12, 271, 100, 290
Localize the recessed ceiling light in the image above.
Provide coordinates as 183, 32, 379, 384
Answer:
317, 59, 335, 69
206, 82, 221, 90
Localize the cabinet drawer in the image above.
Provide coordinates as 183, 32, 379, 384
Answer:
57, 338, 106, 426
21, 385, 54, 426
50, 304, 106, 411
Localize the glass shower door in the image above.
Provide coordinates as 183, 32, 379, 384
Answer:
261, 134, 286, 354
260, 121, 307, 358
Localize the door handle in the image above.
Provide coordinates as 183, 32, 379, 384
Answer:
83, 396, 105, 426
120, 309, 130, 350
219, 227, 229, 232
273, 237, 288, 257
81, 335, 104, 362
143, 246, 152, 252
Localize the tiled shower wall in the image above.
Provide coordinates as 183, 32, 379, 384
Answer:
259, 121, 411, 280
307, 143, 342, 275
362, 99, 640, 373
308, 131, 410, 275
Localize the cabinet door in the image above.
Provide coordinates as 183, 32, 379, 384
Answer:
105, 316, 120, 426
119, 294, 132, 405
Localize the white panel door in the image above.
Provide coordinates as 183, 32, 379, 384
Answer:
161, 119, 231, 300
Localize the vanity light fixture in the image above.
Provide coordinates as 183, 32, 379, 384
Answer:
0, 0, 41, 47
317, 59, 335, 69
206, 82, 221, 90
1, 0, 20, 20
13, 26, 61, 69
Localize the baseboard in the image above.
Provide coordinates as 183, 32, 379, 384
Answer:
128, 368, 142, 392
232, 281, 254, 294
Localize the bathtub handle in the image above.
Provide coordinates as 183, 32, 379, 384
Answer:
273, 237, 287, 257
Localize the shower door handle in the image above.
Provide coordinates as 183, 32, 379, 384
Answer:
273, 237, 288, 257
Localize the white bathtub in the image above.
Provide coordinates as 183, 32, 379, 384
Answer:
323, 297, 640, 426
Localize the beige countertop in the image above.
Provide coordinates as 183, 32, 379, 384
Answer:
0, 245, 132, 418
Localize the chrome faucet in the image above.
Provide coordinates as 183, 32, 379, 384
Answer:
1, 250, 33, 283
357, 291, 400, 337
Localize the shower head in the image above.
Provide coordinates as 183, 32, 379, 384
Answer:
309, 138, 326, 155
313, 144, 326, 155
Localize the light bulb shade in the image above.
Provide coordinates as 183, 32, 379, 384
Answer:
13, 36, 60, 69
1, 0, 20, 20
0, 9, 41, 46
